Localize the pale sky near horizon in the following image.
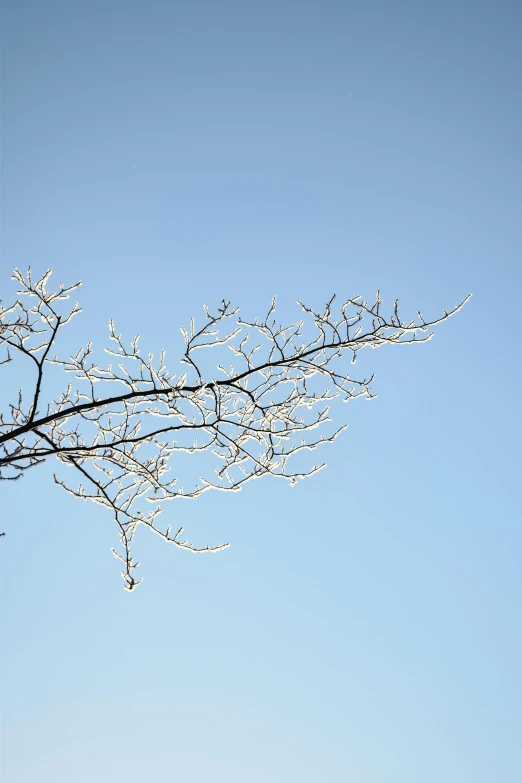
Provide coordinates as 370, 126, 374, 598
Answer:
1, 2, 521, 781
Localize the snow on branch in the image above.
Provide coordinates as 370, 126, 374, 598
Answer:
0, 268, 471, 588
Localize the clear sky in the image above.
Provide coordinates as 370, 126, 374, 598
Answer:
1, 1, 521, 781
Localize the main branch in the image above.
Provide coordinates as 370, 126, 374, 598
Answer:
0, 268, 470, 588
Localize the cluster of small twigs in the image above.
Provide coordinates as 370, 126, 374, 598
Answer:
0, 268, 470, 588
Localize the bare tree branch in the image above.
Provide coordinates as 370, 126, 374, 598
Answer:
0, 268, 471, 587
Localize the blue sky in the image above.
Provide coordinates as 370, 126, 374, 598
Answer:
1, 1, 521, 781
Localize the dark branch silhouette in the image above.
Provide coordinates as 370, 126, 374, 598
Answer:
0, 268, 471, 589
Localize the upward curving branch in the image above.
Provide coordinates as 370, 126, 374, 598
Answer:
0, 268, 471, 589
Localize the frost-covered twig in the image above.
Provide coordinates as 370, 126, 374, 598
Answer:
0, 269, 471, 588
